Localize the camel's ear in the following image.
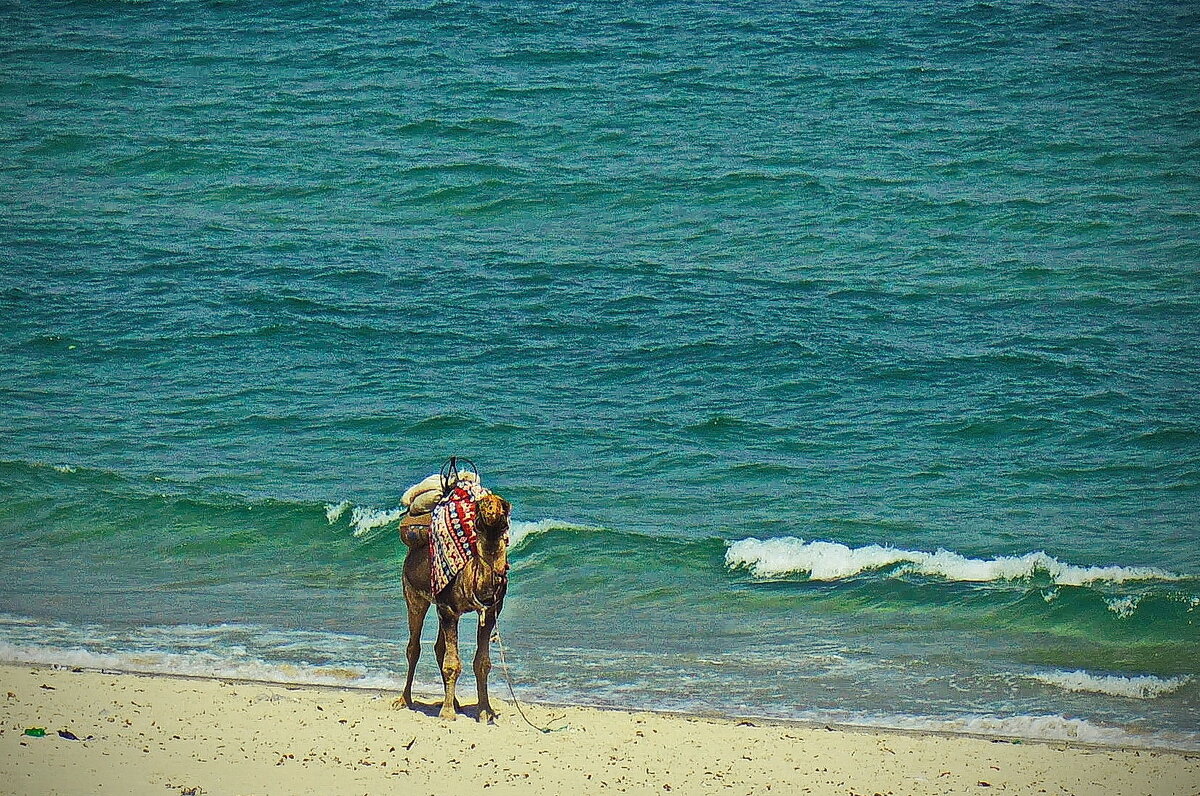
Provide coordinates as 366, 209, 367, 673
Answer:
501, 497, 512, 517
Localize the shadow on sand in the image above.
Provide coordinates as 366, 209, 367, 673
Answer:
396, 697, 493, 722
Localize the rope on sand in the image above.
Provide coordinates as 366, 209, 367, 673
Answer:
492, 627, 566, 734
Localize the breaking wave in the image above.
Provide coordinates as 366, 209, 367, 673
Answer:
347, 506, 406, 539
324, 495, 587, 548
509, 518, 589, 548
724, 536, 1183, 586
1030, 670, 1192, 700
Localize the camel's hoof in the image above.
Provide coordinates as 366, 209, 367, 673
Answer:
478, 709, 497, 725
391, 696, 410, 710
439, 707, 458, 721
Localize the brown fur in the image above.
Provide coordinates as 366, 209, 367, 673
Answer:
393, 493, 512, 722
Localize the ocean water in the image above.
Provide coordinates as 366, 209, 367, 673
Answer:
2, 0, 1199, 750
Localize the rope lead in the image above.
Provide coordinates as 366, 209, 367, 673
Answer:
492, 627, 565, 734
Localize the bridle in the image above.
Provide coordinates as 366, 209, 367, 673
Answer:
471, 526, 510, 613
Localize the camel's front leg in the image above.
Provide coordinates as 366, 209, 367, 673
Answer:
437, 606, 462, 720
474, 606, 499, 724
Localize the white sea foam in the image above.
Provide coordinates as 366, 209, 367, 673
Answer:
51, 463, 77, 473
1030, 670, 1192, 699
509, 518, 592, 549
859, 712, 1148, 747
1105, 594, 1142, 618
2, 628, 1196, 751
324, 500, 351, 524
348, 505, 406, 538
329, 496, 583, 546
0, 641, 408, 692
322, 499, 397, 537
725, 536, 1180, 586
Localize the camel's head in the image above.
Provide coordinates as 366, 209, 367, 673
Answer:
475, 493, 512, 574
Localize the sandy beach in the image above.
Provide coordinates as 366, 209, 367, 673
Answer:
1, 663, 1196, 796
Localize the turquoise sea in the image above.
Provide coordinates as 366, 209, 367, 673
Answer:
2, 0, 1199, 749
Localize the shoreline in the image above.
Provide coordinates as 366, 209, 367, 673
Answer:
1, 652, 1194, 754
2, 662, 1198, 795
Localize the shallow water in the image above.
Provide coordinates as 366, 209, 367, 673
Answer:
2, 0, 1198, 748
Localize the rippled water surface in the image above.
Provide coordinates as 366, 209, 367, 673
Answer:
2, 0, 1198, 747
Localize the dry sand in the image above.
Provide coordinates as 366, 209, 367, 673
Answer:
1, 662, 1197, 795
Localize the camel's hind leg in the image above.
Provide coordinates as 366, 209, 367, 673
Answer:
436, 605, 462, 720
393, 586, 429, 710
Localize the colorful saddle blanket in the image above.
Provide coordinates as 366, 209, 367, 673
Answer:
430, 479, 491, 595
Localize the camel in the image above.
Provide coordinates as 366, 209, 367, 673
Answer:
393, 490, 512, 722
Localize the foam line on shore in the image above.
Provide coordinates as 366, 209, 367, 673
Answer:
2, 641, 1197, 750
